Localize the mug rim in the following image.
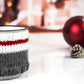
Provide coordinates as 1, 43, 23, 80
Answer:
0, 25, 27, 32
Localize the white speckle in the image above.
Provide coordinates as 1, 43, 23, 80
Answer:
82, 17, 84, 22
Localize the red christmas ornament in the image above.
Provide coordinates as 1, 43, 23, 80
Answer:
63, 16, 84, 47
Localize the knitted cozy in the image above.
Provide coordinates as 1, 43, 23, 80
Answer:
0, 26, 29, 77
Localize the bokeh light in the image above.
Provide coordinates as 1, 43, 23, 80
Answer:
7, 2, 12, 7
0, 13, 3, 18
5, 22, 10, 25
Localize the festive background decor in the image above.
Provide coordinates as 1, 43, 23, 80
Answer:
0, 0, 19, 25
54, 0, 65, 9
0, 0, 84, 31
63, 16, 84, 47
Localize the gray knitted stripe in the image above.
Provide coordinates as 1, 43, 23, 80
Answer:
0, 50, 29, 76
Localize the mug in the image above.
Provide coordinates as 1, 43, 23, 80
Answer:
0, 26, 29, 80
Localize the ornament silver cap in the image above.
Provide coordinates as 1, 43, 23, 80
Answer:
71, 44, 84, 58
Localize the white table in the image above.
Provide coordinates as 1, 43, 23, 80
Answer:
1, 33, 84, 84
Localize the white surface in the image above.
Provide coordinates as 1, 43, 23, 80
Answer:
1, 33, 84, 84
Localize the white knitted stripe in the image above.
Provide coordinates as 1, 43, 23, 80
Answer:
0, 42, 29, 53
0, 30, 29, 41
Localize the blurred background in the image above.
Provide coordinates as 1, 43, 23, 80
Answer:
0, 0, 84, 31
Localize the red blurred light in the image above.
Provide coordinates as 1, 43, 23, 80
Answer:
83, 22, 84, 28
71, 24, 79, 34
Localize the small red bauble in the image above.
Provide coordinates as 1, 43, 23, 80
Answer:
63, 16, 84, 47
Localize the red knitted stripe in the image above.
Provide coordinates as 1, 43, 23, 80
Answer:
0, 38, 29, 46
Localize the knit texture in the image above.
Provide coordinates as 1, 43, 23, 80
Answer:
0, 50, 29, 76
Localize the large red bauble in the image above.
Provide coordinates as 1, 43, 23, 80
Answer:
63, 16, 84, 47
